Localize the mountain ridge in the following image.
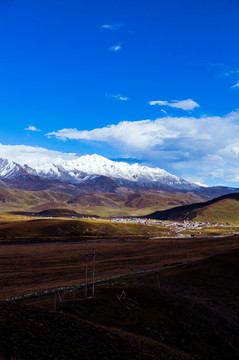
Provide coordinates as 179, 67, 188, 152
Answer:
0, 154, 238, 200
0, 154, 200, 191
145, 192, 239, 223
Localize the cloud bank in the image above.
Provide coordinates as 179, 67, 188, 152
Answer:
2, 110, 239, 185
0, 143, 76, 167
46, 110, 239, 184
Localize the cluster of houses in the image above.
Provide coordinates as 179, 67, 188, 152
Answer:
110, 218, 160, 225
167, 220, 228, 232
110, 218, 229, 231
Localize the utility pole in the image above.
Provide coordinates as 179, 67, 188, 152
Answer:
85, 240, 88, 297
54, 290, 57, 311
92, 239, 96, 297
57, 289, 62, 303
157, 271, 160, 288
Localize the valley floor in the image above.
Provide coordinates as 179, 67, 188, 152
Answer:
0, 214, 239, 359
0, 247, 239, 360
0, 233, 239, 300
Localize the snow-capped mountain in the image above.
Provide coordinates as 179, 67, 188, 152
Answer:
1, 154, 238, 199
0, 158, 24, 179
60, 154, 199, 190
0, 154, 200, 191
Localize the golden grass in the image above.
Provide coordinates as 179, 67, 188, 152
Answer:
0, 217, 172, 239
192, 198, 239, 224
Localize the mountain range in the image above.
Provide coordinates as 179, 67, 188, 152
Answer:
0, 154, 237, 196
0, 154, 239, 217
0, 154, 199, 191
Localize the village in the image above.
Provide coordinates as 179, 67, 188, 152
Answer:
110, 217, 231, 232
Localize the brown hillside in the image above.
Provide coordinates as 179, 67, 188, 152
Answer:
146, 192, 239, 223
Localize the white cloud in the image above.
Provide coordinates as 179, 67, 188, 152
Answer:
219, 69, 239, 78
0, 143, 76, 167
101, 23, 124, 30
216, 68, 239, 89
46, 119, 178, 148
2, 110, 239, 185
181, 175, 209, 187
108, 44, 121, 52
106, 93, 128, 101
231, 81, 239, 89
46, 110, 239, 184
148, 99, 200, 111
25, 125, 41, 132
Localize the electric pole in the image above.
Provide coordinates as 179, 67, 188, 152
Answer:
158, 271, 160, 288
85, 240, 88, 297
92, 239, 96, 297
54, 290, 57, 311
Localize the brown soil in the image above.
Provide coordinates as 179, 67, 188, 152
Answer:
0, 235, 239, 299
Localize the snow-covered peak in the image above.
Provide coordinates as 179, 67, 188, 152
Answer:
60, 154, 176, 183
0, 158, 21, 179
28, 153, 196, 189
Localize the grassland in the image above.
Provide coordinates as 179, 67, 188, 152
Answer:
147, 192, 239, 224
1, 234, 239, 299
1, 210, 239, 244
0, 217, 173, 240
191, 197, 239, 224
0, 248, 239, 359
0, 187, 206, 217
1, 189, 239, 358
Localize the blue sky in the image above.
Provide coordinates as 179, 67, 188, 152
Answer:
1, 0, 239, 186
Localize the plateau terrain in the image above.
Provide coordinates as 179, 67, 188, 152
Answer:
0, 155, 239, 360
